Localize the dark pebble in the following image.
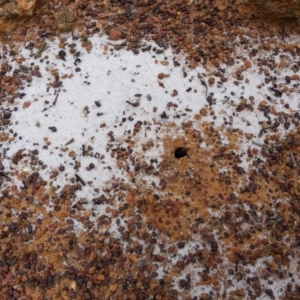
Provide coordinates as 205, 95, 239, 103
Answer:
211, 241, 218, 251
3, 111, 11, 119
177, 241, 185, 249
28, 225, 33, 234
48, 126, 57, 132
94, 100, 101, 107
59, 165, 65, 172
265, 289, 274, 297
236, 166, 246, 174
58, 50, 66, 60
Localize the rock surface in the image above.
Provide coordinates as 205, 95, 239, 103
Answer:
0, 0, 36, 19
242, 0, 300, 20
17, 0, 36, 17
55, 6, 77, 31
0, 0, 37, 32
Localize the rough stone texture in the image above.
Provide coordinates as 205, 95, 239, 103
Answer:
0, 1, 18, 19
17, 0, 36, 17
0, 0, 37, 33
241, 0, 300, 20
54, 6, 77, 31
0, 0, 36, 19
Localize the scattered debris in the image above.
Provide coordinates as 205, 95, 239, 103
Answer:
1, 3, 300, 300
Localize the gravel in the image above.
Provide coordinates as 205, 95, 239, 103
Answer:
0, 1, 300, 299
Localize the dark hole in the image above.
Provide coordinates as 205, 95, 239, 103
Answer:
174, 147, 187, 158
